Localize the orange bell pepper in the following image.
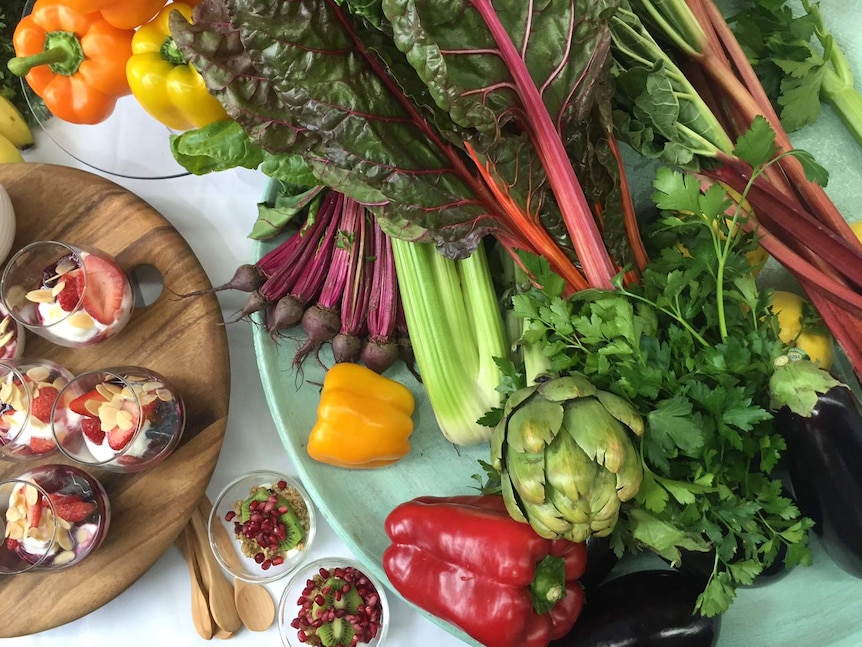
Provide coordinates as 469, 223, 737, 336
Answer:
8, 0, 134, 124
307, 363, 415, 469
54, 0, 168, 30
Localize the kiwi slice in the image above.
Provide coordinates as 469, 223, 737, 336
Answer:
316, 618, 356, 647
310, 577, 364, 647
276, 496, 305, 551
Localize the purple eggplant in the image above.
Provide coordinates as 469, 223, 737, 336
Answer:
550, 569, 720, 647
774, 385, 862, 578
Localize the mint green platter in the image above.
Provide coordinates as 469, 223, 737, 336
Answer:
254, 2, 862, 643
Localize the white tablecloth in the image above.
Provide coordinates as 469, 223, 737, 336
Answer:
5, 135, 465, 647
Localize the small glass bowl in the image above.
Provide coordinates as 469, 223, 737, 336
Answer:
277, 557, 390, 647
208, 471, 316, 585
52, 367, 185, 473
0, 358, 75, 460
0, 463, 110, 573
0, 241, 134, 348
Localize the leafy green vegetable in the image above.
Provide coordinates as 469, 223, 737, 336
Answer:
508, 122, 819, 616
728, 0, 862, 148
169, 0, 639, 291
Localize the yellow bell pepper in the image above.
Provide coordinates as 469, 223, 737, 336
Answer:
125, 2, 228, 131
307, 363, 415, 469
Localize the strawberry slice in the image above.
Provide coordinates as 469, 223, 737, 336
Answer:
107, 425, 135, 451
48, 493, 95, 523
57, 269, 84, 312
29, 436, 56, 454
30, 386, 58, 423
26, 493, 43, 529
81, 417, 105, 444
81, 254, 127, 326
69, 389, 109, 417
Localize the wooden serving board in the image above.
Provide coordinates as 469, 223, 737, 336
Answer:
0, 163, 231, 637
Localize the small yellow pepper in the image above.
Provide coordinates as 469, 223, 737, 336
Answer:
307, 363, 415, 469
125, 2, 228, 131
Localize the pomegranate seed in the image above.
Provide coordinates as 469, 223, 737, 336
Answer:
277, 480, 287, 489
224, 510, 236, 522
272, 555, 285, 566
297, 630, 307, 643
314, 594, 326, 606
261, 559, 272, 570
254, 552, 265, 564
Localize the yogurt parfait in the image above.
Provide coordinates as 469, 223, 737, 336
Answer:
0, 464, 110, 573
0, 241, 134, 348
54, 367, 185, 472
0, 359, 75, 459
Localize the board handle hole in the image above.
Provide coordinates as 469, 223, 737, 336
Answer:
129, 264, 164, 308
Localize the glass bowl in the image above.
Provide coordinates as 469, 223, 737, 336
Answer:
0, 358, 75, 460
19, 0, 190, 181
0, 241, 135, 348
208, 471, 316, 584
277, 557, 390, 647
0, 463, 110, 573
52, 367, 186, 472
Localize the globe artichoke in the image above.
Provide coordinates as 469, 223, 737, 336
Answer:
491, 374, 645, 542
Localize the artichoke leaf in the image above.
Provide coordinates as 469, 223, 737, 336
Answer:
614, 433, 645, 501
506, 399, 565, 454
506, 447, 548, 504
500, 469, 530, 524
546, 481, 591, 526
537, 374, 597, 402
521, 498, 574, 537
489, 420, 505, 472
504, 384, 541, 415
545, 429, 599, 505
596, 389, 645, 437
563, 397, 633, 473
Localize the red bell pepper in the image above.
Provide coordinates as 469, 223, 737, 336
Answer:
383, 495, 586, 647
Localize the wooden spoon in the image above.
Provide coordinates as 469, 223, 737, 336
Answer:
199, 497, 276, 632
176, 526, 214, 641
188, 508, 243, 634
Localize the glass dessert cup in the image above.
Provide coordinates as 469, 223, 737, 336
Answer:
277, 557, 389, 647
208, 471, 317, 585
0, 241, 134, 348
53, 367, 185, 473
0, 358, 75, 459
0, 463, 110, 573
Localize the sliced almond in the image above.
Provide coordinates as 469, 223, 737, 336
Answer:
157, 389, 174, 402
5, 520, 24, 540
3, 285, 26, 309
25, 289, 55, 304
96, 382, 122, 399
115, 409, 135, 432
50, 280, 66, 298
52, 376, 68, 390
26, 366, 51, 383
55, 258, 77, 276
67, 311, 95, 329
52, 550, 76, 565
0, 330, 14, 350
56, 528, 73, 551
84, 399, 103, 417
0, 315, 10, 335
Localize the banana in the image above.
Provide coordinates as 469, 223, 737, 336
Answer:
0, 133, 24, 163
0, 95, 33, 149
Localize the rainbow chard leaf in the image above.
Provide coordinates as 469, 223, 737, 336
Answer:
171, 0, 624, 289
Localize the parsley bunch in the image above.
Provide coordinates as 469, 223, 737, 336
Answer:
507, 121, 819, 616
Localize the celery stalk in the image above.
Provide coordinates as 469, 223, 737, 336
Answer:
391, 238, 508, 446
